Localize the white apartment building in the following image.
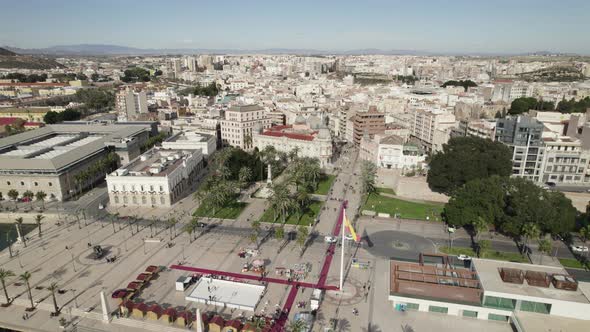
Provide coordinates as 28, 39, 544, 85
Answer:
360, 134, 426, 170
252, 122, 333, 167
106, 147, 204, 208
541, 136, 590, 184
410, 108, 456, 152
162, 131, 217, 157
220, 105, 271, 150
116, 88, 148, 122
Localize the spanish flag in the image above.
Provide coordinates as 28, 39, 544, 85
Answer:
344, 215, 359, 242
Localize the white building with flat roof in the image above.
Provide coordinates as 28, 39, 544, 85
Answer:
106, 147, 204, 207
162, 131, 217, 157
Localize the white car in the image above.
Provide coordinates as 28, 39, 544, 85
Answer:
324, 236, 338, 243
571, 245, 589, 252
457, 254, 472, 261
344, 234, 354, 241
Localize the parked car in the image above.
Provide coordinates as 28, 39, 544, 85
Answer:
344, 234, 354, 241
324, 236, 337, 243
98, 203, 105, 210
457, 254, 472, 261
197, 222, 207, 228
571, 245, 589, 252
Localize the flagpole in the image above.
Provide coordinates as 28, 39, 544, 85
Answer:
339, 207, 346, 291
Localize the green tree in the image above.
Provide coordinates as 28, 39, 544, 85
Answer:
22, 190, 34, 205
7, 189, 18, 202
0, 269, 15, 305
19, 271, 34, 309
473, 216, 489, 243
182, 220, 196, 243
427, 137, 512, 195
47, 281, 60, 314
580, 225, 590, 257
538, 238, 552, 256
35, 214, 44, 238
15, 217, 25, 247
274, 226, 285, 240
35, 191, 47, 209
360, 160, 377, 197
287, 318, 308, 332
296, 225, 309, 251
478, 240, 491, 258
269, 184, 295, 223
238, 166, 253, 189
521, 223, 540, 255
508, 97, 554, 115
444, 176, 506, 229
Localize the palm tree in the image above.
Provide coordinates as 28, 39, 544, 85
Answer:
167, 218, 178, 240
182, 221, 195, 243
521, 223, 540, 255
47, 282, 60, 314
270, 184, 295, 223
35, 214, 44, 238
238, 166, 253, 189
251, 317, 266, 332
287, 318, 308, 332
580, 225, 590, 257
7, 189, 18, 208
288, 147, 300, 161
360, 160, 377, 198
19, 271, 34, 309
295, 189, 312, 221
15, 217, 25, 247
274, 226, 285, 241
0, 269, 15, 305
35, 191, 47, 210
472, 216, 488, 243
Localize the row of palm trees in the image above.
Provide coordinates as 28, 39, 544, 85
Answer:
73, 152, 119, 196
0, 269, 61, 315
3, 190, 47, 209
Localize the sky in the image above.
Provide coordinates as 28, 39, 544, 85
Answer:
1, 0, 589, 54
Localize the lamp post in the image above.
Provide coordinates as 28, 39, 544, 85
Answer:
66, 245, 76, 272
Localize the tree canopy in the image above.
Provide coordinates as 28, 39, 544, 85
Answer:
121, 67, 151, 83
444, 176, 577, 238
508, 97, 554, 115
556, 97, 590, 114
75, 88, 115, 110
427, 137, 512, 195
441, 80, 477, 92
179, 82, 219, 97
43, 109, 81, 124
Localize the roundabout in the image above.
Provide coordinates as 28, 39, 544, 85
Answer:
364, 230, 436, 260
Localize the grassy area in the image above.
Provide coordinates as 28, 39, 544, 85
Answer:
559, 258, 588, 269
362, 193, 443, 221
314, 174, 336, 195
439, 246, 529, 263
376, 187, 396, 195
259, 201, 323, 225
193, 200, 248, 219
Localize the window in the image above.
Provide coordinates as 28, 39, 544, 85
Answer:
6, 181, 10, 185
132, 197, 137, 204
150, 185, 154, 191
123, 196, 128, 204
48, 182, 52, 187
151, 197, 156, 205
428, 306, 448, 314
462, 310, 478, 318
114, 196, 119, 204
159, 186, 163, 192
34, 182, 38, 186
20, 181, 24, 186
484, 296, 515, 310
405, 303, 419, 310
160, 196, 165, 204
488, 314, 509, 322
142, 196, 147, 204
520, 300, 551, 314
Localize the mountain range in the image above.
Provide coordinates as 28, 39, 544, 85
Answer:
0, 47, 64, 69
3, 44, 572, 57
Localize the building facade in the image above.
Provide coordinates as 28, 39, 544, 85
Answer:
116, 87, 148, 122
220, 105, 271, 150
410, 108, 456, 153
106, 147, 204, 208
352, 107, 385, 145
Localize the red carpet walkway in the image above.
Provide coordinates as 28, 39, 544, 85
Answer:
170, 200, 348, 331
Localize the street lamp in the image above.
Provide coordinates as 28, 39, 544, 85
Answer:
66, 245, 76, 272
71, 289, 78, 308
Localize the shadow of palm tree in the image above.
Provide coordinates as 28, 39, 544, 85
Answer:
362, 323, 382, 332
401, 324, 415, 332
338, 318, 351, 332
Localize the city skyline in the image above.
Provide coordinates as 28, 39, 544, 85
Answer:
1, 0, 590, 54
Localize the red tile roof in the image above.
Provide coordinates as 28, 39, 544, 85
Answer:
209, 315, 225, 327
163, 308, 177, 317
261, 125, 317, 141
147, 304, 162, 315
0, 117, 21, 125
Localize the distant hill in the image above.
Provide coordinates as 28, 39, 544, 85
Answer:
0, 47, 64, 69
4, 44, 436, 56
0, 47, 16, 56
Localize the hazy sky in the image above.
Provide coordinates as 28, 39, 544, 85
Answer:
1, 0, 589, 54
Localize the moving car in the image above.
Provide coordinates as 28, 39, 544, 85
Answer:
324, 236, 337, 243
457, 254, 472, 261
571, 245, 589, 252
344, 234, 354, 241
